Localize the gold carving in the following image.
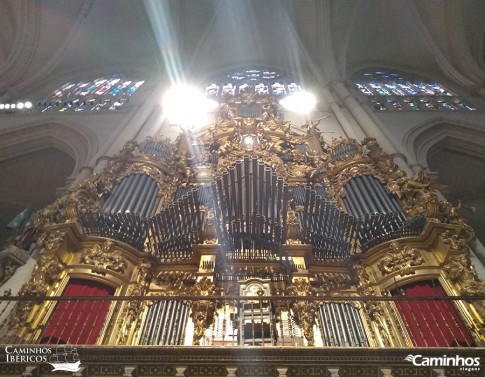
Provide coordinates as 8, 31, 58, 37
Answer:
286, 279, 317, 346
117, 260, 155, 345
443, 254, 485, 324
188, 277, 220, 345
437, 201, 475, 241
403, 190, 439, 219
352, 263, 371, 289
80, 240, 128, 275
202, 209, 218, 244
286, 210, 301, 243
441, 230, 467, 252
314, 272, 353, 292
12, 255, 63, 329
377, 241, 424, 276
443, 254, 485, 296
154, 271, 196, 294
36, 230, 65, 252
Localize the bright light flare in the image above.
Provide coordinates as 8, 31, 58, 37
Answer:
280, 91, 316, 114
162, 85, 218, 128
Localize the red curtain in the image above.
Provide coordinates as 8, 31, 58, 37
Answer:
41, 279, 115, 344
393, 280, 474, 347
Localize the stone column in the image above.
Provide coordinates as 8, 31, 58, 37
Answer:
331, 81, 414, 174
321, 86, 363, 140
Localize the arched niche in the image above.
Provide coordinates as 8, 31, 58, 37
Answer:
405, 120, 485, 243
0, 119, 97, 174
0, 120, 95, 246
0, 147, 75, 246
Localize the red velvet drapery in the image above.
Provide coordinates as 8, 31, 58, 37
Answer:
41, 279, 114, 344
393, 280, 474, 347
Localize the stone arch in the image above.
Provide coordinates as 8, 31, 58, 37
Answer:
403, 118, 485, 170
404, 119, 485, 244
0, 118, 98, 177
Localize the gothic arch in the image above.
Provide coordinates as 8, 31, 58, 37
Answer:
0, 119, 98, 176
403, 119, 485, 169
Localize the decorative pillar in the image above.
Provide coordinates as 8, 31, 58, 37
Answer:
379, 368, 393, 377
276, 367, 288, 377
72, 366, 86, 377
21, 366, 37, 377
432, 369, 446, 377
176, 366, 187, 377
226, 367, 238, 377
123, 365, 137, 377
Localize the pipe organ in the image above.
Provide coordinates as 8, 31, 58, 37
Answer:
4, 91, 484, 354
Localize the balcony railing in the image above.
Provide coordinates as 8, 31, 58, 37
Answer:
0, 295, 483, 348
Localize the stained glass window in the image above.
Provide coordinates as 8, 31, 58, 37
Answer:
37, 74, 145, 112
353, 69, 477, 111
205, 68, 302, 97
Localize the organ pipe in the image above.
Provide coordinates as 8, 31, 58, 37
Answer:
343, 176, 404, 219
318, 303, 369, 347
140, 300, 189, 345
103, 174, 160, 219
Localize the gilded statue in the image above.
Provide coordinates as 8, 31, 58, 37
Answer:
301, 118, 322, 134
387, 170, 430, 199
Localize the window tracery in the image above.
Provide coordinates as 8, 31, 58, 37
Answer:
205, 68, 302, 97
37, 75, 145, 112
353, 69, 477, 111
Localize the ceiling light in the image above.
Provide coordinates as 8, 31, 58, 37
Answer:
0, 104, 4, 110
17, 102, 24, 109
280, 91, 317, 114
163, 85, 218, 127
25, 101, 32, 109
5, 104, 10, 109
11, 104, 16, 109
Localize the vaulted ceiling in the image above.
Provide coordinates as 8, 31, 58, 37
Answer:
1, 0, 484, 100
0, 0, 485, 246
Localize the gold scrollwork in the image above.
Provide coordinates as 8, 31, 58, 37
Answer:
188, 277, 220, 345
80, 240, 128, 275
286, 279, 318, 346
377, 241, 424, 276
